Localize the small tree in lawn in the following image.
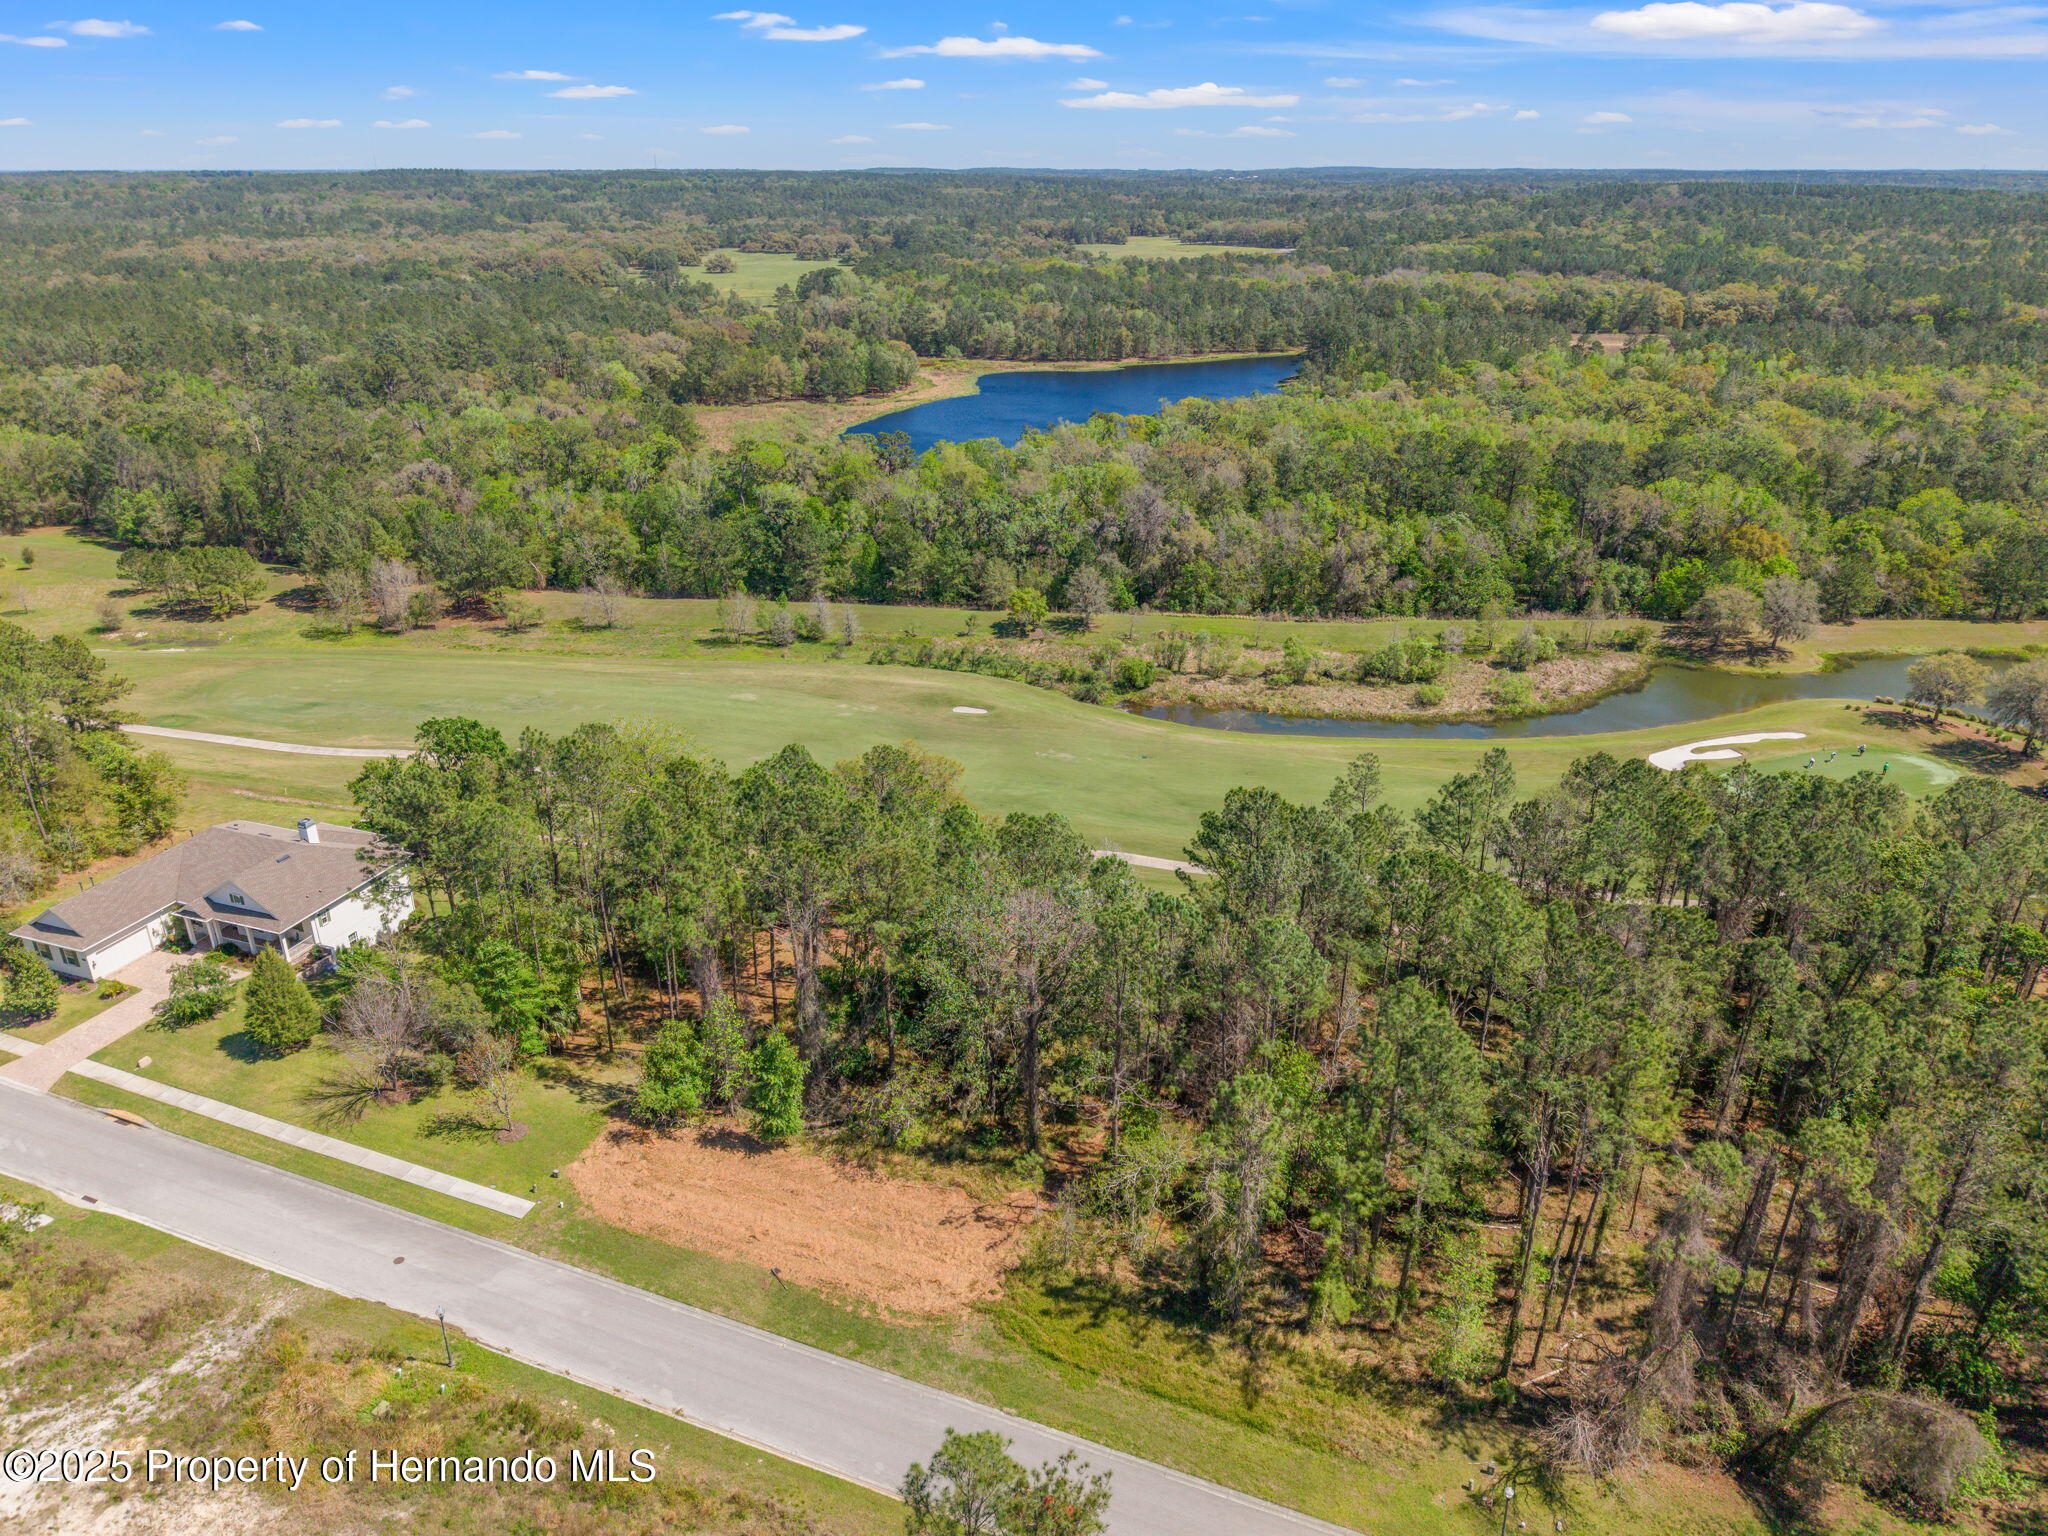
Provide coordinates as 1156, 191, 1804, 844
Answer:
1005, 588, 1048, 636
154, 952, 239, 1029
243, 948, 321, 1054
703, 251, 736, 275
1687, 584, 1762, 652
1759, 576, 1820, 653
902, 1429, 1111, 1536
1, 942, 59, 1024
1906, 651, 1988, 723
746, 1030, 806, 1143
461, 1028, 522, 1138
1065, 567, 1111, 631
698, 995, 752, 1114
635, 1019, 706, 1128
1986, 657, 2048, 754
769, 604, 798, 651
718, 588, 757, 638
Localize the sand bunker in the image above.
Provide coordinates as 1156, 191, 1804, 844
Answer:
1648, 731, 1807, 771
570, 1124, 1041, 1318
952, 706, 989, 714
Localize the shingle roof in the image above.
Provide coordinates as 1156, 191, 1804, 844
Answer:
15, 821, 392, 950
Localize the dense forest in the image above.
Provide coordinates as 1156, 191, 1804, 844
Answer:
2, 170, 2047, 620
345, 715, 2048, 1515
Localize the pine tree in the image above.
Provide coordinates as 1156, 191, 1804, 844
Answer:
746, 1030, 806, 1143
243, 948, 321, 1054
698, 995, 752, 1113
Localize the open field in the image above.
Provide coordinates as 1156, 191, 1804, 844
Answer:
692, 249, 839, 300
1077, 236, 1292, 259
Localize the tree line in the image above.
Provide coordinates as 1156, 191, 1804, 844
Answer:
345, 713, 2046, 1513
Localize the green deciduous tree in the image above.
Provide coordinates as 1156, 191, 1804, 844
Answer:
746, 1029, 806, 1143
902, 1429, 1111, 1536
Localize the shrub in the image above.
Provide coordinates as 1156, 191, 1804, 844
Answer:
1495, 627, 1560, 671
635, 1018, 706, 1127
1486, 674, 1538, 715
746, 1031, 806, 1143
0, 940, 60, 1022
1414, 682, 1447, 707
1112, 655, 1158, 692
1359, 637, 1447, 685
155, 952, 240, 1029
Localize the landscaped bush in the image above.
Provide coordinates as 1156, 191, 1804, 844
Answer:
1358, 637, 1448, 685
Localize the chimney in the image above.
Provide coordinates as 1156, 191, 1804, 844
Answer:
297, 818, 320, 844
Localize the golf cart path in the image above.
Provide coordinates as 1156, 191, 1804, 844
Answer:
122, 724, 412, 758
0, 1087, 1357, 1536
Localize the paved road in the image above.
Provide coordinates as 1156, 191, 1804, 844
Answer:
0, 1088, 1359, 1536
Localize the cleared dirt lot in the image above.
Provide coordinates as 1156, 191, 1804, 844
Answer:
570, 1122, 1041, 1319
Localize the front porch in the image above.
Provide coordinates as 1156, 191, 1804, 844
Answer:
179, 910, 314, 963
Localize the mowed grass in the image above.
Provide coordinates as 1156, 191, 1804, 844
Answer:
693, 250, 839, 301
108, 645, 2036, 859
95, 988, 624, 1201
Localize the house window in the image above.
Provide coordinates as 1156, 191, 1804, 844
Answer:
59, 949, 81, 966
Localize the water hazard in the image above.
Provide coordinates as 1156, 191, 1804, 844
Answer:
845, 354, 1299, 454
1134, 654, 2010, 740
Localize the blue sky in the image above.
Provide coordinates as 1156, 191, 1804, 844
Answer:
0, 0, 2039, 171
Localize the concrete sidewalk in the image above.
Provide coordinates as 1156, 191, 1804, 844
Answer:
67, 1058, 534, 1218
0, 950, 178, 1092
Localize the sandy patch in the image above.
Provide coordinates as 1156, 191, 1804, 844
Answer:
1648, 731, 1806, 770
571, 1124, 1041, 1318
952, 706, 989, 714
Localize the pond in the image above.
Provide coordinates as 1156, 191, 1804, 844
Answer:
1133, 654, 2012, 740
845, 354, 1300, 454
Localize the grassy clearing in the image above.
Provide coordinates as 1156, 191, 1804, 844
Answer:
692, 250, 840, 302
0, 1170, 899, 1536
6, 980, 127, 1045
1076, 236, 1291, 259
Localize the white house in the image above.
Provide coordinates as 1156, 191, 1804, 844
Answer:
12, 819, 413, 983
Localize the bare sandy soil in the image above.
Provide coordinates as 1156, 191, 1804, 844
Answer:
570, 1122, 1041, 1319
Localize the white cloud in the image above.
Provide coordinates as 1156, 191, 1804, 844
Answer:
493, 69, 578, 80
883, 34, 1103, 59
0, 34, 67, 45
381, 85, 416, 100
0, 117, 31, 127
578, 132, 604, 140
893, 120, 952, 129
1063, 82, 1299, 109
1581, 109, 1633, 122
1591, 1, 1879, 43
1069, 76, 1110, 88
48, 18, 150, 37
1838, 108, 1944, 128
196, 134, 237, 144
374, 118, 430, 129
472, 128, 521, 138
831, 133, 875, 142
1956, 121, 2013, 135
276, 117, 341, 128
139, 126, 163, 134
1395, 76, 1454, 85
1175, 124, 1296, 138
1352, 99, 1506, 123
1323, 76, 1362, 86
1512, 108, 1541, 119
860, 77, 924, 89
714, 11, 865, 41
215, 18, 261, 30
701, 123, 751, 133
550, 83, 636, 98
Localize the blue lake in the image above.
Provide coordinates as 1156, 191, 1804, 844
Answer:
846, 354, 1300, 454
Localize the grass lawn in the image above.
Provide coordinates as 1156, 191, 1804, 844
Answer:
693, 250, 838, 301
1077, 236, 1291, 259
105, 644, 2043, 859
95, 989, 627, 1201
0, 1170, 901, 1536
5, 979, 128, 1045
